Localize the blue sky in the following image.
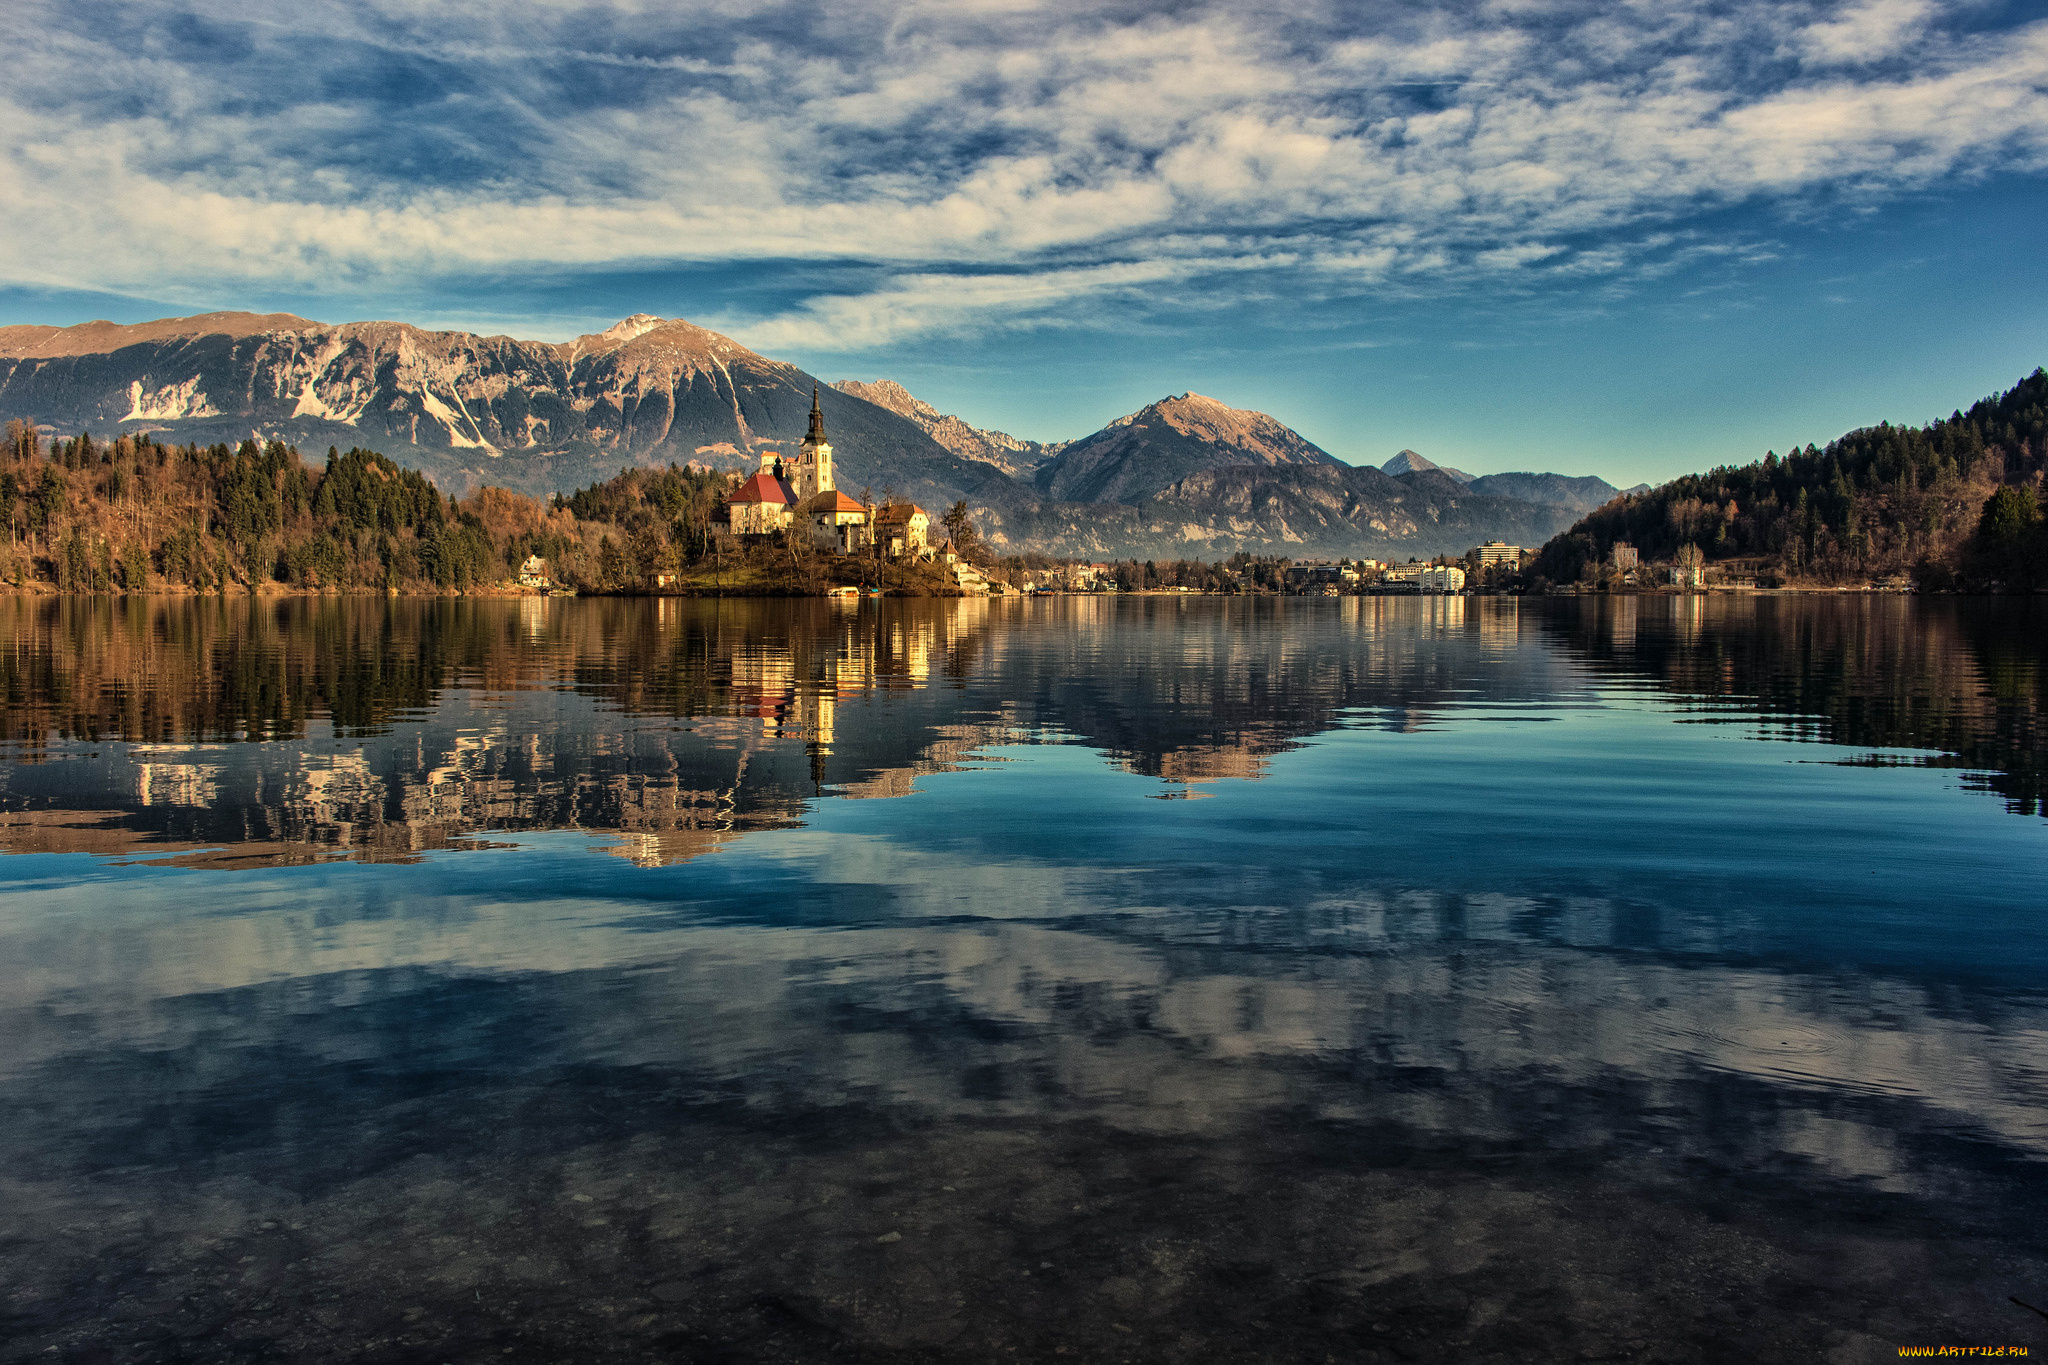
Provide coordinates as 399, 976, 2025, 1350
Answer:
4, 0, 2046, 485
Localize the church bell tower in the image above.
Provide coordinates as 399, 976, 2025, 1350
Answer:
795, 386, 833, 500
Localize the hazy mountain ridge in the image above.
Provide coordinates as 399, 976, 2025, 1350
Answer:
1465, 471, 1627, 511
964, 465, 1578, 561
1383, 451, 1630, 514
1140, 465, 1580, 558
830, 379, 1059, 479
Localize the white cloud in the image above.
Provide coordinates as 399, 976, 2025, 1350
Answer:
1, 0, 2044, 342
729, 254, 1297, 351
1797, 0, 1936, 65
1475, 242, 1569, 270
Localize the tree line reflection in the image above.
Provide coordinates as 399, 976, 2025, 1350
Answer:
0, 593, 2039, 868
1535, 595, 2048, 816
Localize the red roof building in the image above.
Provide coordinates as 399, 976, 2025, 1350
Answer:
729, 471, 799, 535
802, 489, 867, 516
731, 471, 797, 504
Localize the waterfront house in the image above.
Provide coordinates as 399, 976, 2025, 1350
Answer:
1417, 566, 1466, 593
1475, 541, 1520, 568
875, 503, 930, 557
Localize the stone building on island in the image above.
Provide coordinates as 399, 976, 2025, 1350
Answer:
873, 503, 930, 558
804, 489, 871, 553
726, 387, 932, 558
726, 466, 797, 536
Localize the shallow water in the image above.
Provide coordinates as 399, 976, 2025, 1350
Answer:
0, 594, 2044, 1363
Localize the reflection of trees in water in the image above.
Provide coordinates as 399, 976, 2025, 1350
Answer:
0, 596, 1597, 863
13, 593, 2033, 865
1537, 596, 2048, 815
0, 596, 994, 744
986, 597, 1580, 785
0, 598, 1012, 867
0, 596, 472, 744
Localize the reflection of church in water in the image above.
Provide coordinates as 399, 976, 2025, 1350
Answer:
0, 600, 1002, 871
0, 592, 1547, 873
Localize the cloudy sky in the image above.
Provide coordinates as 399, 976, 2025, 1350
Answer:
4, 0, 2046, 481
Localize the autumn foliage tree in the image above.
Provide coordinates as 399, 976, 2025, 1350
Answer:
0, 422, 745, 595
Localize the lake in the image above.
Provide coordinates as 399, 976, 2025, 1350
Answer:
0, 593, 2043, 1363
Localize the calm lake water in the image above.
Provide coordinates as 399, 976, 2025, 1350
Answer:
1, 594, 2044, 1363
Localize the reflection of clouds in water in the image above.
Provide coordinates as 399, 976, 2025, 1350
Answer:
4, 598, 2045, 1359
4, 847, 2043, 1188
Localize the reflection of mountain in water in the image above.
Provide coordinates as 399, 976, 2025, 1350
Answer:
1536, 596, 2048, 816
0, 597, 1020, 868
0, 597, 1591, 867
4, 595, 2048, 1358
2, 594, 2044, 869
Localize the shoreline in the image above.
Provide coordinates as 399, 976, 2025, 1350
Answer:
0, 584, 2021, 600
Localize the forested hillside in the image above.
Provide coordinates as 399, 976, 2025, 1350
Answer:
0, 421, 734, 594
1535, 370, 2048, 588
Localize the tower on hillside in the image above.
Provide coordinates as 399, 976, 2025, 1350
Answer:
792, 386, 834, 501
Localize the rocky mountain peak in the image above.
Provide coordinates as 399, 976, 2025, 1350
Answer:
1036, 393, 1341, 505
1091, 393, 1336, 466
1384, 449, 1476, 484
598, 314, 667, 344
834, 379, 941, 423
1138, 393, 1306, 452
1383, 449, 1436, 475
565, 314, 759, 364
831, 378, 1052, 479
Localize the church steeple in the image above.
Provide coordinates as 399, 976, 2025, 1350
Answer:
794, 384, 835, 500
806, 385, 827, 445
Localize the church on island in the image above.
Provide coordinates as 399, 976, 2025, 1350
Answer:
727, 388, 931, 559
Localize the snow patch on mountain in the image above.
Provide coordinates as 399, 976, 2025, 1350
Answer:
290, 379, 372, 425
599, 314, 666, 345
418, 386, 495, 452
289, 341, 378, 426
124, 377, 219, 422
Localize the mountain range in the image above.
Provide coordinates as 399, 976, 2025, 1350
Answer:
0, 311, 1021, 514
0, 311, 1636, 559
1375, 449, 1643, 509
